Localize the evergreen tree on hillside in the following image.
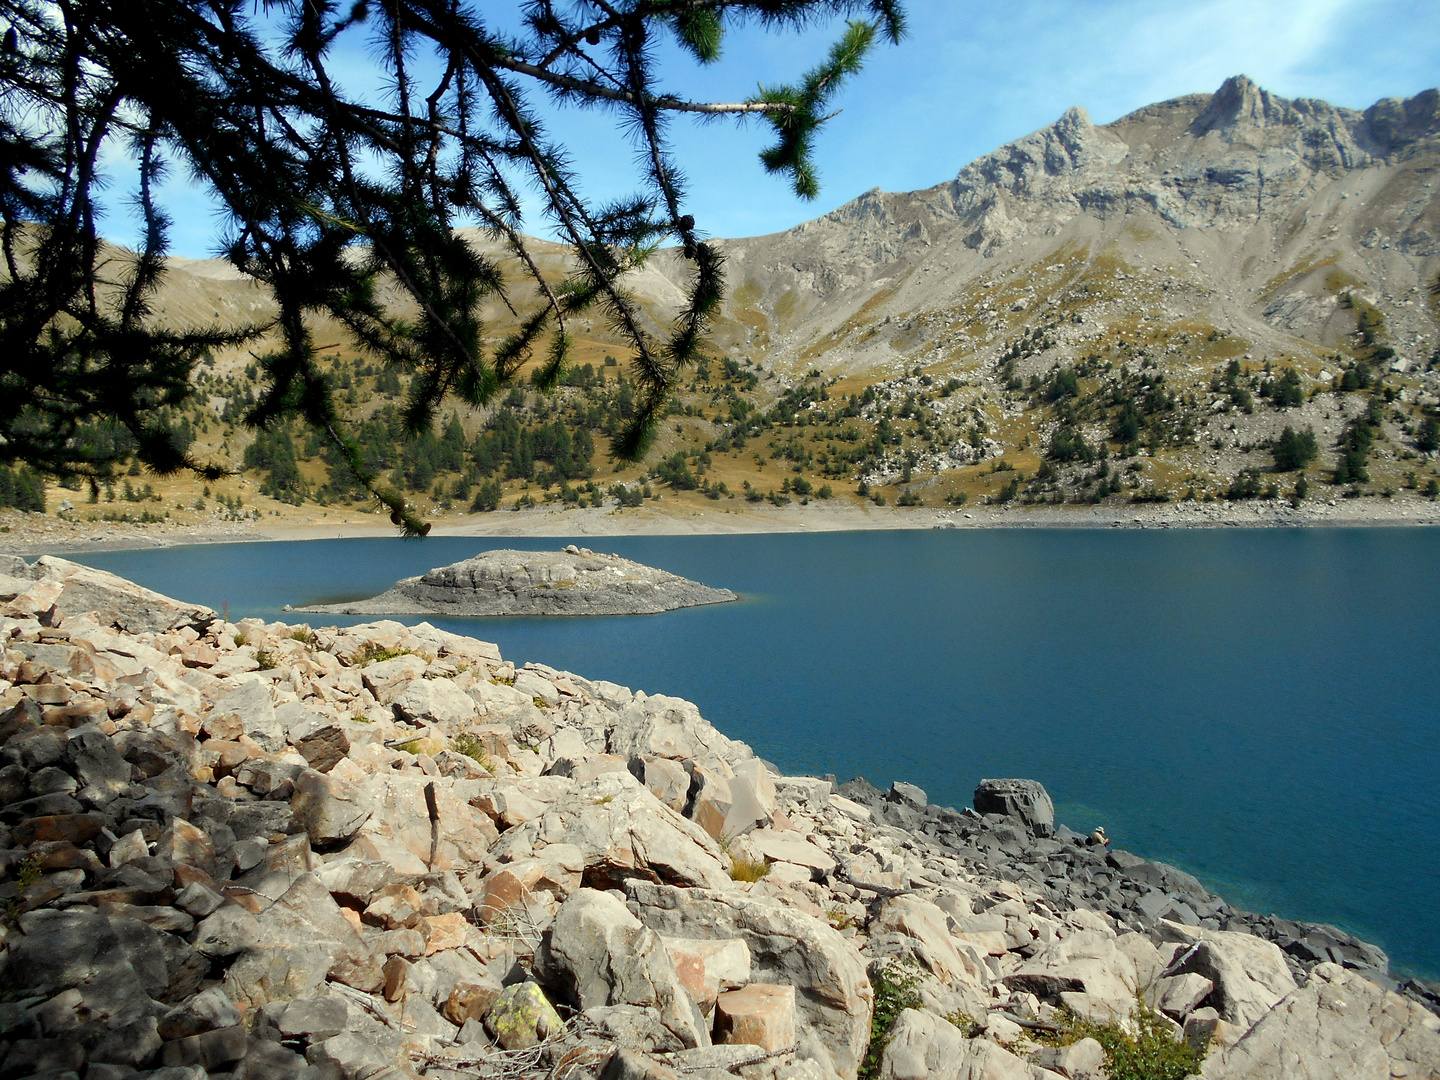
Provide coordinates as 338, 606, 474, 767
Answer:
1272, 425, 1318, 472
244, 428, 305, 502
0, 0, 905, 533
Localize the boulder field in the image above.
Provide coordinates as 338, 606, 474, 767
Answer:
0, 554, 1436, 1080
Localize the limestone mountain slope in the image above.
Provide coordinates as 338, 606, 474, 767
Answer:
152, 75, 1438, 383
696, 75, 1439, 382
90, 74, 1440, 521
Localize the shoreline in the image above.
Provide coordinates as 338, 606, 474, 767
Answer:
0, 554, 1435, 1079
3, 493, 1439, 556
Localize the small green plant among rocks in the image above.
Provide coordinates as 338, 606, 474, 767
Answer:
354, 641, 415, 666
451, 733, 495, 772
1, 855, 43, 927
860, 960, 923, 1080
945, 1010, 982, 1037
254, 649, 276, 671
727, 855, 771, 883
1033, 1001, 1200, 1080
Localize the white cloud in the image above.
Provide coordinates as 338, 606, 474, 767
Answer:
1108, 0, 1361, 112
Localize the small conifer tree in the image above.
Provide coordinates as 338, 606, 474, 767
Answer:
0, 0, 904, 531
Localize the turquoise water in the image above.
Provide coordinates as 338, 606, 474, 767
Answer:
77, 529, 1440, 978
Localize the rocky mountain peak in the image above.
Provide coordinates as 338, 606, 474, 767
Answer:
1361, 88, 1440, 158
1189, 74, 1287, 138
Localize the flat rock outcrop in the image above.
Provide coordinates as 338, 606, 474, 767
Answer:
0, 557, 1436, 1080
294, 545, 736, 617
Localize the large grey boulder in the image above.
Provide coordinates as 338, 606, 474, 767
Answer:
210, 677, 284, 752
878, 1008, 1065, 1080
627, 881, 872, 1080
393, 677, 479, 727
63, 728, 134, 803
1158, 920, 1297, 1030
158, 987, 243, 1040
536, 889, 705, 1048
32, 555, 216, 633
869, 896, 988, 992
1005, 930, 1139, 1018
223, 873, 384, 1009
606, 695, 753, 766
973, 779, 1055, 836
0, 909, 155, 1027
1200, 963, 1440, 1079
193, 906, 262, 958
360, 654, 429, 705
487, 770, 731, 892
291, 769, 373, 847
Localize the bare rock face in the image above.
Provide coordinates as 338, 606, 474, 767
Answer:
295, 546, 736, 618
878, 1008, 1064, 1080
1200, 963, 1440, 1079
535, 889, 706, 1049
973, 778, 1055, 836
626, 881, 873, 1079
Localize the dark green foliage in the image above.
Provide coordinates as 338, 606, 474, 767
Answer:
1228, 468, 1264, 500
1338, 363, 1375, 392
1, 0, 903, 532
1048, 425, 1095, 463
1044, 367, 1080, 402
656, 453, 700, 491
1272, 426, 1318, 472
1333, 399, 1384, 485
859, 961, 922, 1080
610, 484, 644, 508
0, 464, 45, 512
1347, 293, 1388, 349
1130, 486, 1171, 503
1038, 1003, 1200, 1080
470, 408, 594, 484
1111, 405, 1142, 444
1417, 416, 1440, 453
244, 428, 305, 503
468, 479, 503, 513
1264, 368, 1305, 408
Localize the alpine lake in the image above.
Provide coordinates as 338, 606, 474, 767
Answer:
76, 526, 1440, 979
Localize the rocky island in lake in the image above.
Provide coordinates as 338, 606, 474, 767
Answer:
292, 545, 737, 617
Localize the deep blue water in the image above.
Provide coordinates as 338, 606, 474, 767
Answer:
76, 529, 1440, 978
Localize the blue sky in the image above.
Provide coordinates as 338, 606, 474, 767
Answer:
114, 0, 1440, 258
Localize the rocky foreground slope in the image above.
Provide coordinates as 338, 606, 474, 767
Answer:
0, 556, 1437, 1080
294, 548, 736, 618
